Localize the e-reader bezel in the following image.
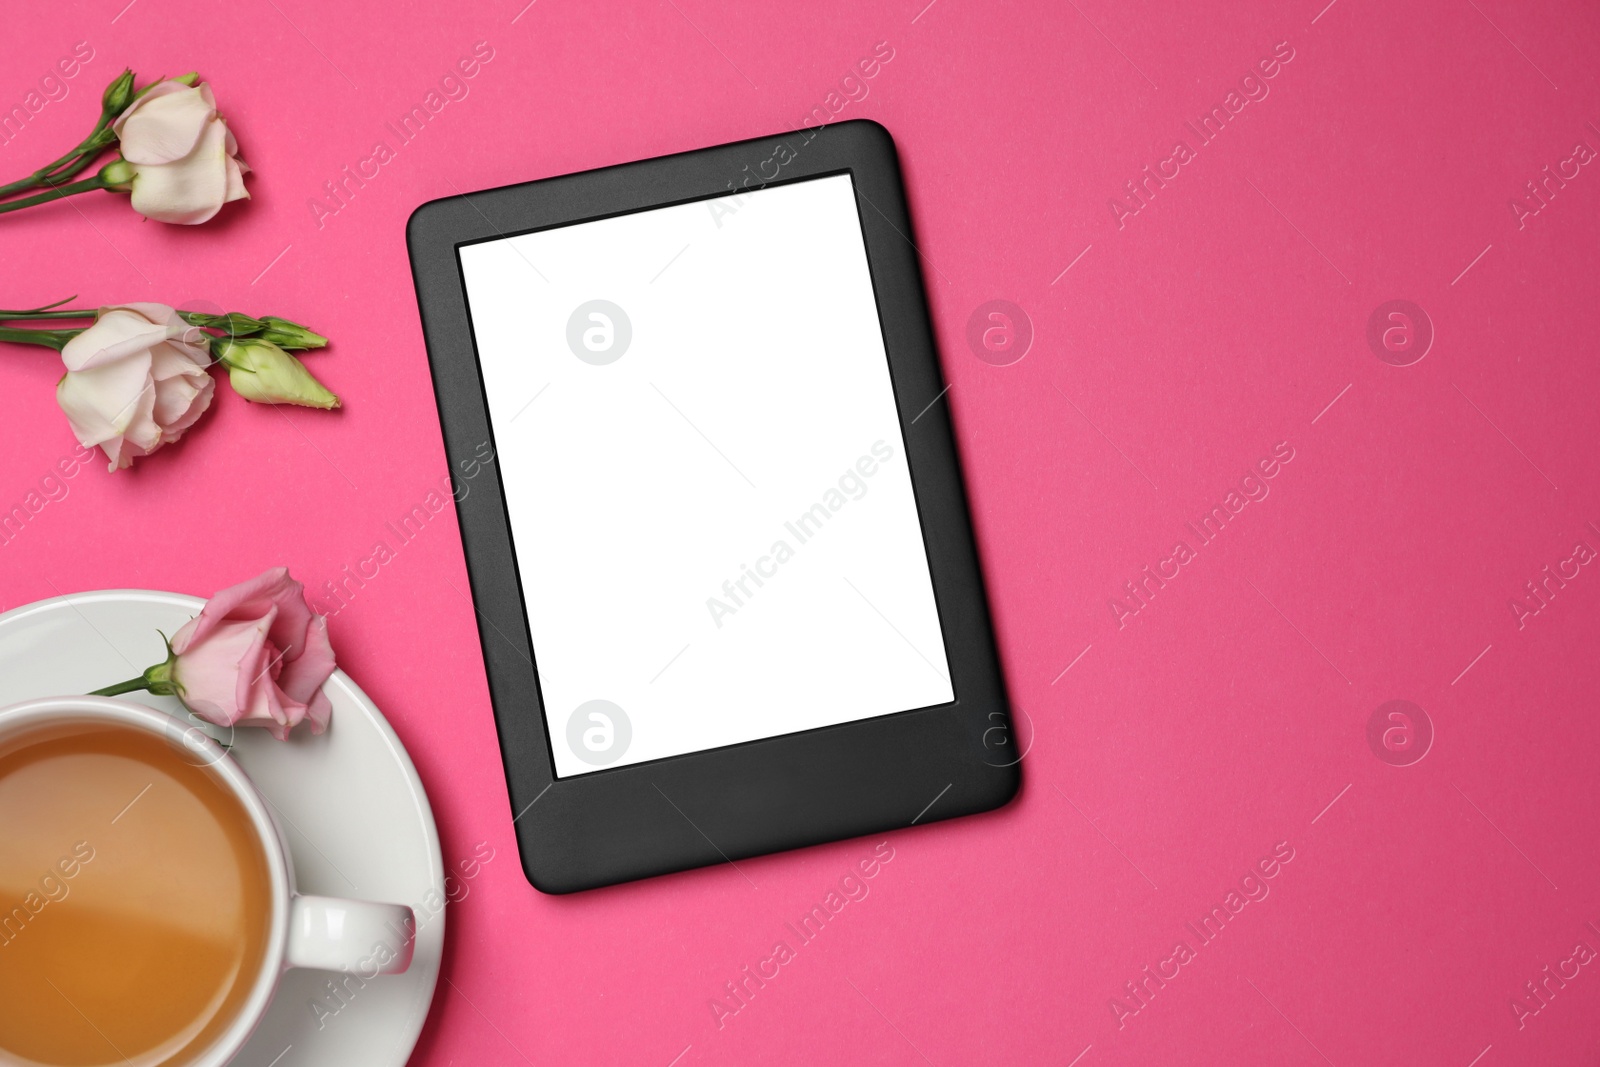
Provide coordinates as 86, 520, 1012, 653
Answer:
407, 120, 1018, 893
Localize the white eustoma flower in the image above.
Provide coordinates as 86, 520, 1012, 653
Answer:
56, 303, 215, 470
111, 81, 249, 224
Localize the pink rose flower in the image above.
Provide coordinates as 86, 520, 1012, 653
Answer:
111, 80, 249, 224
169, 568, 336, 740
56, 302, 215, 471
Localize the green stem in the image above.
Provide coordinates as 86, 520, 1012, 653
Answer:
0, 128, 115, 200
90, 676, 152, 697
90, 650, 179, 699
0, 310, 94, 321
0, 296, 76, 315
0, 175, 107, 217
0, 156, 83, 200
38, 131, 115, 184
0, 306, 256, 324
34, 145, 111, 190
0, 325, 80, 351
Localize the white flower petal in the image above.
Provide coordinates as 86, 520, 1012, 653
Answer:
55, 353, 155, 444
128, 118, 231, 225
113, 84, 215, 165
153, 369, 214, 439
224, 151, 249, 204
149, 337, 212, 378
54, 311, 217, 470
102, 302, 206, 348
60, 307, 172, 372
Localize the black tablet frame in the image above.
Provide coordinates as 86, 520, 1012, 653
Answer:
407, 120, 1018, 893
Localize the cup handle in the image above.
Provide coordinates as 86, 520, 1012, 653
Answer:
286, 894, 416, 975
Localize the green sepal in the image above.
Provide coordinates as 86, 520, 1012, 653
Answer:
142, 632, 183, 698
258, 316, 329, 351
182, 311, 265, 338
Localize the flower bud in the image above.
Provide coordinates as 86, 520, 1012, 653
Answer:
217, 339, 339, 409
102, 69, 136, 116
99, 157, 135, 191
184, 311, 264, 338
259, 316, 329, 351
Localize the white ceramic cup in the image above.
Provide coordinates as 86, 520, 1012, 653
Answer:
0, 695, 415, 1067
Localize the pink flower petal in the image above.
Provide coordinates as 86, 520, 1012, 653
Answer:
265, 580, 315, 664
230, 607, 278, 719
279, 615, 336, 734
304, 691, 333, 735
172, 567, 294, 655
173, 617, 269, 726
170, 569, 336, 738
233, 682, 305, 742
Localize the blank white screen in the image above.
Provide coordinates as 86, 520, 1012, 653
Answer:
459, 173, 953, 777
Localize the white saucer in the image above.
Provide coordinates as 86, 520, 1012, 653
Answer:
0, 590, 443, 1067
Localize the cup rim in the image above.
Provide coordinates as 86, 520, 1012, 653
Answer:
0, 694, 292, 1067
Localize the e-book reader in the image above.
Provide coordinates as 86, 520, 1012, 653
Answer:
409, 121, 1017, 892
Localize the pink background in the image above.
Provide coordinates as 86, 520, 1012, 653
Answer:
4, 0, 1600, 1063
